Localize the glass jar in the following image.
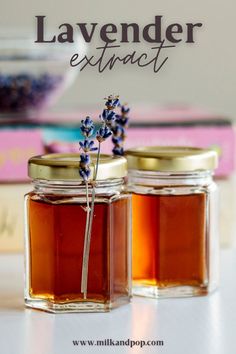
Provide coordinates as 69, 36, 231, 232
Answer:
125, 146, 219, 298
24, 153, 131, 313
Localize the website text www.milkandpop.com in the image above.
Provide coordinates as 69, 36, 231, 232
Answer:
72, 338, 164, 349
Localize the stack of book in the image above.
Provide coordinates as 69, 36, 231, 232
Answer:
0, 105, 235, 252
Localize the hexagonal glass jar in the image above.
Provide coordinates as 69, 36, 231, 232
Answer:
126, 146, 219, 298
24, 153, 131, 313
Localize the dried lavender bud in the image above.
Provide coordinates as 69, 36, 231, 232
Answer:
112, 146, 124, 156
104, 95, 120, 110
80, 116, 95, 138
116, 105, 130, 127
79, 139, 98, 153
111, 125, 124, 136
79, 153, 90, 167
112, 135, 123, 145
96, 125, 112, 143
79, 153, 91, 180
0, 73, 63, 113
115, 116, 129, 127
79, 116, 98, 182
100, 109, 117, 126
111, 103, 130, 156
79, 166, 91, 181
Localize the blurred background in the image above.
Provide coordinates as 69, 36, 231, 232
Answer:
0, 0, 236, 253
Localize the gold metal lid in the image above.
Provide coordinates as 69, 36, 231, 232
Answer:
28, 153, 127, 181
125, 146, 218, 172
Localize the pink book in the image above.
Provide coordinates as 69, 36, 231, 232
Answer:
101, 126, 235, 177
1, 105, 234, 180
0, 129, 44, 182
45, 106, 235, 178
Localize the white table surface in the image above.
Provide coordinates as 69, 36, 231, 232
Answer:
0, 251, 235, 354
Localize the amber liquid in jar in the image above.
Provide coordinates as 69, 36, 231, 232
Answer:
132, 192, 207, 291
27, 193, 130, 307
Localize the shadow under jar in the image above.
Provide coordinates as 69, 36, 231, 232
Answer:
24, 153, 131, 313
125, 146, 219, 298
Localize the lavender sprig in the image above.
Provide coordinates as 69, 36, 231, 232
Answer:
111, 104, 130, 156
80, 97, 128, 299
79, 116, 97, 298
80, 110, 112, 299
79, 117, 97, 182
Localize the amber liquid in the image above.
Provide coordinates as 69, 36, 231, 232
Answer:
132, 193, 207, 288
28, 194, 130, 304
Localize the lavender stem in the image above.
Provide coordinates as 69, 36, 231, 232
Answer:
81, 181, 91, 298
81, 142, 101, 299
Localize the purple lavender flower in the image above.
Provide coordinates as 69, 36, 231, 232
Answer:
110, 104, 130, 156
79, 153, 91, 180
104, 95, 120, 110
79, 139, 98, 153
79, 166, 91, 180
115, 116, 129, 127
100, 109, 117, 126
96, 126, 112, 143
80, 116, 95, 137
115, 105, 130, 127
112, 135, 123, 145
112, 146, 124, 156
79, 116, 97, 181
79, 153, 90, 166
121, 105, 130, 115
111, 125, 124, 136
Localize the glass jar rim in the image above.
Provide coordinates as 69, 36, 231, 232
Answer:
125, 146, 218, 172
0, 31, 86, 61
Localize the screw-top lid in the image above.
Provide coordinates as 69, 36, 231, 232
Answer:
125, 146, 218, 172
28, 153, 127, 181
